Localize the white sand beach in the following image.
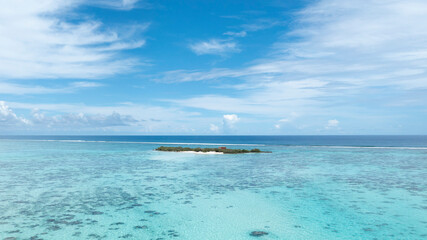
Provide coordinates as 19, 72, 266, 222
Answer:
181, 151, 224, 154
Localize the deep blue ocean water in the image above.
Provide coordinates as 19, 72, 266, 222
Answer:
0, 136, 426, 239
2, 135, 427, 147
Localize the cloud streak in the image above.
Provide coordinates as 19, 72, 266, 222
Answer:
189, 39, 240, 56
0, 0, 148, 80
92, 0, 143, 10
160, 0, 427, 124
0, 82, 103, 95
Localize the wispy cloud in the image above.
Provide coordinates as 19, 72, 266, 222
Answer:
161, 0, 427, 124
0, 82, 103, 95
91, 0, 144, 10
223, 31, 247, 37
167, 79, 326, 117
274, 112, 299, 129
241, 19, 281, 32
325, 119, 339, 129
70, 82, 104, 88
189, 39, 240, 56
0, 0, 148, 79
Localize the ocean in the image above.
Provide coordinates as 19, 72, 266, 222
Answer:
0, 136, 426, 239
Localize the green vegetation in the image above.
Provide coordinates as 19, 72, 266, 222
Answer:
155, 146, 270, 154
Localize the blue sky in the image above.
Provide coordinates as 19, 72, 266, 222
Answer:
0, 0, 427, 135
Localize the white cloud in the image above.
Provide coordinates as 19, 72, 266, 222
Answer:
295, 0, 427, 49
189, 39, 240, 55
0, 101, 31, 126
160, 0, 427, 124
325, 119, 339, 129
0, 101, 141, 130
279, 112, 299, 122
154, 68, 242, 83
1, 105, 143, 135
31, 110, 139, 128
0, 0, 147, 79
223, 114, 240, 132
275, 112, 299, 129
70, 82, 104, 88
223, 31, 247, 37
223, 114, 239, 123
92, 0, 142, 10
3, 101, 204, 133
0, 82, 63, 95
168, 79, 325, 116
209, 124, 219, 132
241, 19, 281, 32
222, 19, 281, 40
0, 81, 103, 95
7, 101, 198, 122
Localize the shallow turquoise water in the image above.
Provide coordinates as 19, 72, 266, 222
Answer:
0, 139, 426, 239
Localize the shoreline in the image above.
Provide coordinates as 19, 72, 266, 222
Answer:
182, 151, 224, 154
155, 146, 268, 154
157, 150, 224, 154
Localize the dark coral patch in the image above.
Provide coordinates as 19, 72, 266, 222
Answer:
134, 225, 148, 229
250, 231, 269, 237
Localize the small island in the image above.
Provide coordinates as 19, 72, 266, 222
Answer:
155, 146, 271, 154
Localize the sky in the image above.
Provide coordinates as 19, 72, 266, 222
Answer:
0, 0, 427, 135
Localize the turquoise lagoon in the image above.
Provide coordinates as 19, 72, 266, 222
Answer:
0, 136, 426, 239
